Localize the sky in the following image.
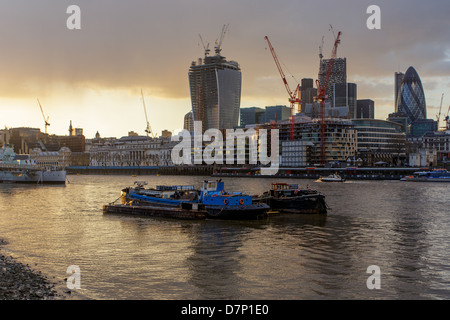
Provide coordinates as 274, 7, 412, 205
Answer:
1, 0, 450, 138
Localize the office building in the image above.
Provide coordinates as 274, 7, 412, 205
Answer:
394, 72, 404, 107
332, 82, 357, 118
356, 99, 375, 119
318, 57, 347, 107
264, 105, 291, 123
240, 107, 265, 127
352, 119, 406, 166
409, 119, 438, 137
184, 111, 194, 132
188, 51, 242, 132
396, 66, 427, 125
300, 78, 317, 113
388, 112, 409, 134
277, 116, 357, 164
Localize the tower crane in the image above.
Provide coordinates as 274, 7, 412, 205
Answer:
214, 24, 229, 55
436, 93, 444, 128
264, 36, 301, 141
319, 35, 324, 62
141, 89, 155, 138
37, 99, 50, 134
198, 34, 210, 57
315, 30, 342, 165
444, 105, 450, 130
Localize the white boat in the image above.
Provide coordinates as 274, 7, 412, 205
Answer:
319, 174, 345, 182
0, 146, 66, 184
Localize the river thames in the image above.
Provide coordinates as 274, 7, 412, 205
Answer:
0, 175, 449, 300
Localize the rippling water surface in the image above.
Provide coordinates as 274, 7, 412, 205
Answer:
0, 175, 449, 299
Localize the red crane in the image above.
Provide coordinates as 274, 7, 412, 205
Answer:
315, 31, 342, 165
264, 36, 300, 140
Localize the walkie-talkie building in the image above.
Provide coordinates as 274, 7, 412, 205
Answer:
395, 66, 426, 125
189, 53, 241, 132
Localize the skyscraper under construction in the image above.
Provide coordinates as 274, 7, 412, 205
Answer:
318, 57, 347, 107
188, 37, 242, 132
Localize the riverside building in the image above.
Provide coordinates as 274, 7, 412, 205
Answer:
89, 135, 175, 167
352, 119, 406, 166
277, 115, 357, 165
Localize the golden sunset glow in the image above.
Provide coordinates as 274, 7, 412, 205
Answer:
1, 0, 450, 138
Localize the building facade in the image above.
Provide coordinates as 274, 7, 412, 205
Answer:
396, 66, 427, 125
278, 116, 357, 165
189, 54, 242, 132
356, 99, 375, 119
421, 130, 450, 163
89, 136, 175, 167
300, 78, 317, 114
394, 71, 404, 108
318, 57, 347, 108
409, 119, 438, 138
352, 119, 406, 166
30, 147, 72, 168
184, 111, 194, 132
332, 82, 357, 118
240, 107, 266, 127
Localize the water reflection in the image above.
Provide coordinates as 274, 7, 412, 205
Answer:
1, 175, 449, 299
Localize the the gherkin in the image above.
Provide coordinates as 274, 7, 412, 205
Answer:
395, 66, 426, 125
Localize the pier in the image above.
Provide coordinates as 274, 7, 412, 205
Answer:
63, 164, 448, 181
213, 166, 436, 180
67, 165, 214, 176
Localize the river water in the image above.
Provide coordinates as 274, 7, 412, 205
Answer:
0, 175, 449, 300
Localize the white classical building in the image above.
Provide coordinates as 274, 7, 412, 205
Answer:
29, 147, 72, 168
89, 136, 176, 167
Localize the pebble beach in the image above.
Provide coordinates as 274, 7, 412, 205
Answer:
0, 239, 62, 300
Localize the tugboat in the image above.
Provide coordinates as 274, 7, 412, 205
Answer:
256, 183, 328, 214
199, 180, 269, 219
119, 179, 269, 220
400, 169, 450, 182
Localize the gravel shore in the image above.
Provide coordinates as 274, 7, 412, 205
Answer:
0, 239, 63, 300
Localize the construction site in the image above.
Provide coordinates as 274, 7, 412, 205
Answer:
263, 28, 354, 166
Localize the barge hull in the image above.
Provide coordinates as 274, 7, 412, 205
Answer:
103, 204, 207, 220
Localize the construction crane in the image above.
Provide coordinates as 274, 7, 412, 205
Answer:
198, 34, 210, 57
37, 99, 50, 134
319, 35, 324, 62
315, 30, 342, 165
141, 89, 155, 138
214, 24, 229, 55
264, 36, 301, 140
436, 93, 444, 128
444, 105, 450, 130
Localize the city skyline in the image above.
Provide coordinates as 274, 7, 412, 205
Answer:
1, 0, 450, 138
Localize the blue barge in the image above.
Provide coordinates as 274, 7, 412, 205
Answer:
120, 180, 269, 220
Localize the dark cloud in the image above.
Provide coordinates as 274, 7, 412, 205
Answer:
1, 0, 449, 130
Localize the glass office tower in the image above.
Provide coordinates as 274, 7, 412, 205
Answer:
189, 54, 241, 132
395, 66, 426, 125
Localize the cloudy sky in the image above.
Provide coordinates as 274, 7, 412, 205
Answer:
1, 0, 449, 138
